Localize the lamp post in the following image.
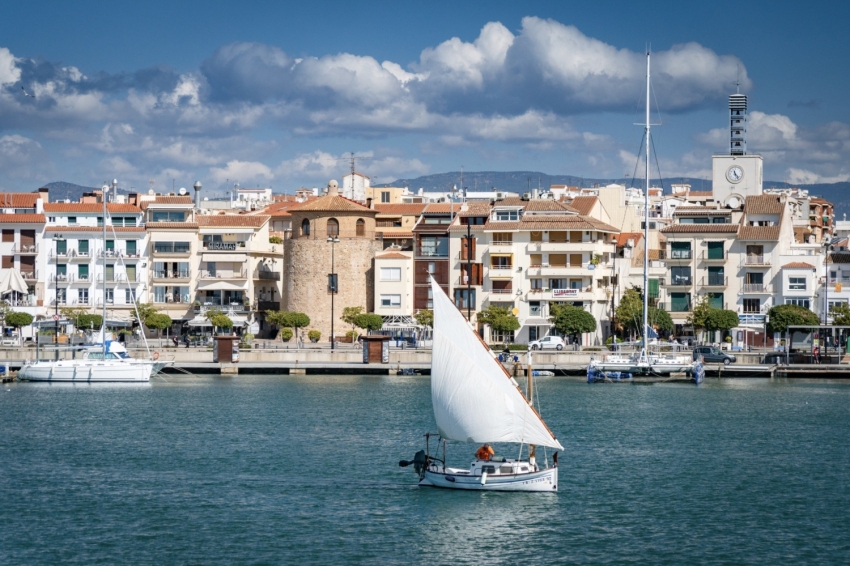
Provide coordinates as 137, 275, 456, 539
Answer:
53, 234, 65, 361
327, 236, 339, 350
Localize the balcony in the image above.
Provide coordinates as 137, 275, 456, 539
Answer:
488, 265, 514, 278
667, 250, 693, 261
153, 242, 192, 256
70, 298, 91, 306
700, 275, 727, 287
742, 283, 770, 293
255, 300, 281, 311
657, 301, 692, 313
525, 240, 611, 253
12, 244, 38, 254
153, 270, 191, 282
20, 270, 38, 282
254, 270, 281, 281
456, 276, 483, 286
50, 274, 72, 284
195, 303, 251, 314
488, 287, 514, 295
70, 275, 92, 285
742, 255, 770, 267
99, 249, 141, 259
662, 277, 692, 287
700, 250, 726, 262
97, 273, 142, 283
200, 270, 248, 280
490, 240, 513, 247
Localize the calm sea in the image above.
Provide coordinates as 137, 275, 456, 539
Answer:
1, 375, 848, 565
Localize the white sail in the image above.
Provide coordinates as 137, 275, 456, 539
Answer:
430, 278, 563, 450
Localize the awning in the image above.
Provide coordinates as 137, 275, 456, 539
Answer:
198, 281, 248, 291
523, 317, 554, 326
0, 268, 28, 295
186, 317, 213, 327
202, 253, 246, 263
489, 253, 513, 258
185, 315, 248, 327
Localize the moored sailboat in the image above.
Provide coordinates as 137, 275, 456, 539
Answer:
400, 278, 563, 492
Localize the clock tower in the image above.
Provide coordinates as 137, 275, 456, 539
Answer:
712, 92, 763, 208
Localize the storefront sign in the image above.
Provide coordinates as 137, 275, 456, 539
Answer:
552, 288, 579, 298
207, 242, 237, 251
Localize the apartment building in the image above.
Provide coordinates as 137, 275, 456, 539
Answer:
0, 191, 46, 331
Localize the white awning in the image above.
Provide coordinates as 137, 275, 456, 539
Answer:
202, 253, 246, 263
0, 268, 28, 295
185, 315, 248, 327
198, 281, 248, 291
186, 317, 213, 327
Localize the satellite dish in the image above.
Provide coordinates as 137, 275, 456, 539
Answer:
727, 196, 741, 209
511, 307, 519, 316
178, 187, 187, 196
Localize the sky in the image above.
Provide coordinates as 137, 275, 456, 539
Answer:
0, 0, 848, 195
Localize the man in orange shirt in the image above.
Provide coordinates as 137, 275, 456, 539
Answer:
475, 444, 494, 461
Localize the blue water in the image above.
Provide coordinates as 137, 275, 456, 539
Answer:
2, 375, 849, 565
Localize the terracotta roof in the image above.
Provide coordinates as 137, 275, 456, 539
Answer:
782, 262, 815, 269
376, 252, 410, 259
377, 230, 414, 238
488, 215, 619, 232
744, 195, 783, 215
661, 224, 739, 234
197, 215, 270, 228
421, 203, 456, 214
0, 213, 45, 223
738, 225, 781, 241
687, 191, 713, 197
139, 196, 194, 210
673, 206, 731, 215
563, 196, 597, 216
456, 203, 493, 217
829, 252, 850, 264
374, 204, 427, 215
145, 221, 199, 229
44, 203, 142, 213
45, 226, 144, 232
615, 232, 643, 247
810, 197, 831, 205
0, 192, 40, 207
292, 195, 375, 213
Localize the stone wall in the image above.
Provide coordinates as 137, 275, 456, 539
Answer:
283, 237, 383, 340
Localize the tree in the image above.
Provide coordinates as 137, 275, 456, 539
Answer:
614, 287, 644, 336
705, 309, 740, 335
353, 313, 384, 333
131, 303, 160, 332
145, 313, 172, 342
550, 304, 596, 343
5, 311, 33, 343
265, 310, 309, 342
767, 304, 819, 336
687, 294, 712, 337
477, 305, 520, 343
209, 313, 233, 334
648, 307, 674, 333
341, 306, 364, 331
830, 303, 850, 326
414, 309, 433, 328
60, 307, 103, 331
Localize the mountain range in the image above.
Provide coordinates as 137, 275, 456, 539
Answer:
41, 175, 850, 218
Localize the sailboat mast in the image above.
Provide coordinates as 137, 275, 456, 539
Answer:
102, 182, 109, 358
527, 348, 536, 463
643, 51, 650, 348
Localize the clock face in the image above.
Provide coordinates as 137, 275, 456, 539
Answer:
727, 165, 744, 183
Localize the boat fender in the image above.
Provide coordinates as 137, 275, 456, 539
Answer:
480, 471, 487, 485
153, 351, 160, 361
446, 476, 455, 483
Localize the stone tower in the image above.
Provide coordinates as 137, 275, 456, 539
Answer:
284, 180, 382, 341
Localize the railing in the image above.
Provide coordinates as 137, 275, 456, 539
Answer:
72, 299, 91, 306
51, 298, 69, 306
700, 250, 726, 261
153, 294, 193, 304
200, 270, 248, 279
669, 250, 692, 259
665, 277, 692, 286
255, 300, 281, 311
743, 255, 769, 266
742, 283, 768, 293
657, 301, 692, 313
21, 271, 37, 280
153, 242, 191, 254
51, 274, 72, 283
256, 271, 281, 281
153, 271, 191, 279
457, 276, 483, 286
5, 298, 33, 307
828, 277, 850, 284
97, 274, 142, 283
489, 288, 514, 294
195, 303, 251, 314
702, 275, 727, 286
489, 265, 513, 271
99, 249, 141, 258
72, 274, 91, 283
490, 240, 513, 246
12, 244, 38, 254
416, 249, 449, 258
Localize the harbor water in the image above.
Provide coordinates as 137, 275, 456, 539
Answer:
1, 375, 849, 564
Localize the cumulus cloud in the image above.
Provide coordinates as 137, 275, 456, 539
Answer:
210, 160, 274, 184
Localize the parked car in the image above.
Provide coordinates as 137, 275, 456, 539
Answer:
529, 336, 565, 351
692, 346, 736, 365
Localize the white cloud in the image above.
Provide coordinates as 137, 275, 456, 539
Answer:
0, 47, 20, 85
275, 151, 339, 179
210, 160, 273, 184
786, 168, 850, 184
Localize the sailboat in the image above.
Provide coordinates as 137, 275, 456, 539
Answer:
399, 278, 563, 492
18, 183, 162, 382
589, 51, 693, 379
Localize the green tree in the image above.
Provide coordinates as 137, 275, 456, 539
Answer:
145, 313, 172, 341
550, 304, 596, 343
767, 304, 819, 336
414, 309, 433, 328
5, 311, 34, 342
353, 313, 384, 333
60, 307, 103, 330
477, 305, 520, 343
615, 287, 644, 336
341, 306, 364, 331
687, 294, 712, 338
705, 309, 740, 335
130, 303, 159, 332
209, 313, 233, 334
648, 307, 674, 333
829, 303, 850, 326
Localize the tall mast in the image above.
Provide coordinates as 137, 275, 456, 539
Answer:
643, 51, 650, 350
527, 348, 535, 465
102, 182, 109, 357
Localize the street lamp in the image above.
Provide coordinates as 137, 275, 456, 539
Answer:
327, 236, 339, 350
53, 234, 65, 360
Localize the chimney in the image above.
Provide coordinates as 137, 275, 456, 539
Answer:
193, 181, 202, 209
38, 186, 49, 203
328, 180, 339, 197
366, 197, 373, 209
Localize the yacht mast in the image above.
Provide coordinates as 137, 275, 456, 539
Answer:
643, 52, 650, 349
102, 181, 111, 358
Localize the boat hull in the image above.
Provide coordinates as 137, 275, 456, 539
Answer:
420, 467, 558, 492
17, 361, 153, 382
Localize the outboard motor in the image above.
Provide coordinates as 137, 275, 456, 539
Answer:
399, 450, 429, 475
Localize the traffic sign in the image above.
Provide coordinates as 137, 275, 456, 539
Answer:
53, 314, 60, 321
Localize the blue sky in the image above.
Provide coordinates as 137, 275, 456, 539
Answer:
1, 0, 848, 194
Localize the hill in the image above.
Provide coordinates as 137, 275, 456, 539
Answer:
43, 181, 100, 202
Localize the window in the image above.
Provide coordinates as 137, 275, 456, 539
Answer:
549, 278, 567, 290
492, 233, 513, 244
493, 209, 520, 221
1, 229, 13, 242
78, 265, 89, 280
491, 329, 515, 343
785, 298, 810, 309
381, 294, 401, 308
428, 262, 436, 274
125, 288, 136, 303
152, 211, 185, 222
56, 264, 67, 277
300, 219, 310, 236
419, 236, 448, 257
381, 191, 390, 203
743, 298, 761, 313
531, 278, 544, 291
356, 219, 365, 237
105, 288, 114, 303
56, 239, 67, 255
529, 301, 541, 316
78, 240, 89, 255
788, 277, 806, 290
328, 274, 338, 293
671, 242, 691, 259
380, 267, 401, 281
206, 262, 217, 277
828, 300, 847, 312
671, 266, 691, 285
491, 256, 512, 269
154, 242, 190, 253
708, 293, 724, 309
105, 264, 115, 282
670, 293, 691, 312
78, 289, 88, 305
125, 265, 136, 282
68, 216, 77, 225
327, 218, 339, 237
105, 240, 115, 252
708, 266, 724, 285
126, 240, 137, 256
706, 241, 724, 259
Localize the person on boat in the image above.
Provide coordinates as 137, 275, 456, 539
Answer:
475, 444, 494, 461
